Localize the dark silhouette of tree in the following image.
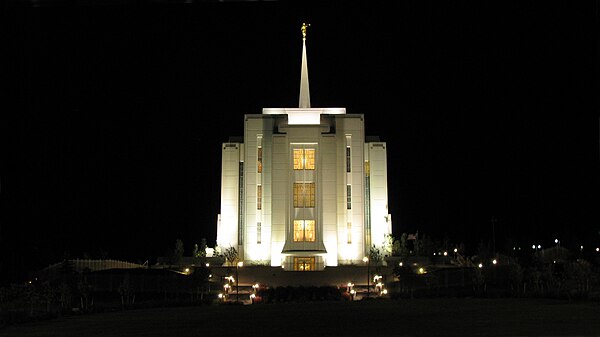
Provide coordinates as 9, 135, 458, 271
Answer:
192, 238, 208, 265
393, 264, 416, 297
168, 239, 185, 266
368, 245, 383, 274
397, 233, 410, 258
77, 276, 93, 311
224, 246, 239, 266
118, 274, 135, 309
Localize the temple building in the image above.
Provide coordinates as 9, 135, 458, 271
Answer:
216, 23, 392, 271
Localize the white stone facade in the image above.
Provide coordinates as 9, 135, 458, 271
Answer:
216, 26, 392, 271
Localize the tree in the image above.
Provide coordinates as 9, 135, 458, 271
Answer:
412, 232, 421, 256
40, 281, 58, 313
396, 233, 410, 258
393, 264, 417, 298
58, 282, 72, 312
472, 267, 486, 295
77, 276, 93, 311
191, 265, 211, 301
383, 234, 394, 257
368, 245, 383, 273
568, 259, 593, 296
118, 274, 135, 309
198, 238, 208, 257
192, 238, 208, 265
224, 246, 239, 266
507, 262, 524, 296
169, 239, 185, 266
418, 234, 436, 257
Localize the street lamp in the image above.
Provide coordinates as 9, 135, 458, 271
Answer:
362, 256, 370, 298
236, 261, 243, 303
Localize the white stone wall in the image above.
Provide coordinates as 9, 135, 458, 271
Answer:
217, 142, 241, 249
218, 112, 391, 269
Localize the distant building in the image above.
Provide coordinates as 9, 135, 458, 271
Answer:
216, 24, 392, 271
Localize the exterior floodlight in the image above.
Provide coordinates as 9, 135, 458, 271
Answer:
478, 263, 483, 268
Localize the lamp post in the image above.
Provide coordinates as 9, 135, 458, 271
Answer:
236, 261, 243, 303
362, 256, 370, 298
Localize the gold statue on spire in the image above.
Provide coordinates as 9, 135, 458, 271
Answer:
301, 22, 310, 40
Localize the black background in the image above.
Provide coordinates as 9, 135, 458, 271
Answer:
2, 0, 599, 284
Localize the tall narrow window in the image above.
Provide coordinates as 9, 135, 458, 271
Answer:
347, 222, 352, 244
293, 220, 304, 241
293, 149, 304, 170
257, 222, 261, 244
304, 220, 315, 242
257, 146, 262, 173
346, 135, 351, 173
346, 185, 352, 210
257, 185, 262, 210
346, 146, 351, 173
304, 149, 315, 170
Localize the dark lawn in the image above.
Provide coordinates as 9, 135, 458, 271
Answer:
1, 298, 599, 337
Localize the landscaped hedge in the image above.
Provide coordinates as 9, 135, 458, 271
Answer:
256, 285, 344, 303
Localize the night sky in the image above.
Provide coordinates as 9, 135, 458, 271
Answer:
3, 0, 599, 284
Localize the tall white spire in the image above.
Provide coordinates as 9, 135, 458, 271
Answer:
299, 22, 311, 109
262, 22, 346, 121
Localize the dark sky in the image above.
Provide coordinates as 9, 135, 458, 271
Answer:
3, 0, 599, 284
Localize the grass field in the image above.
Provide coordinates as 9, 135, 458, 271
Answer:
1, 298, 599, 337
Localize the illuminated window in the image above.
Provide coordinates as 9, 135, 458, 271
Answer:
304, 149, 315, 170
257, 147, 262, 173
294, 220, 304, 241
293, 257, 315, 271
257, 185, 262, 210
293, 149, 315, 170
293, 182, 315, 208
346, 185, 352, 209
304, 220, 315, 242
257, 222, 261, 244
347, 222, 352, 244
293, 149, 304, 170
293, 220, 316, 242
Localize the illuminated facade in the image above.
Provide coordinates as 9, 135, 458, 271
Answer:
216, 24, 392, 271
